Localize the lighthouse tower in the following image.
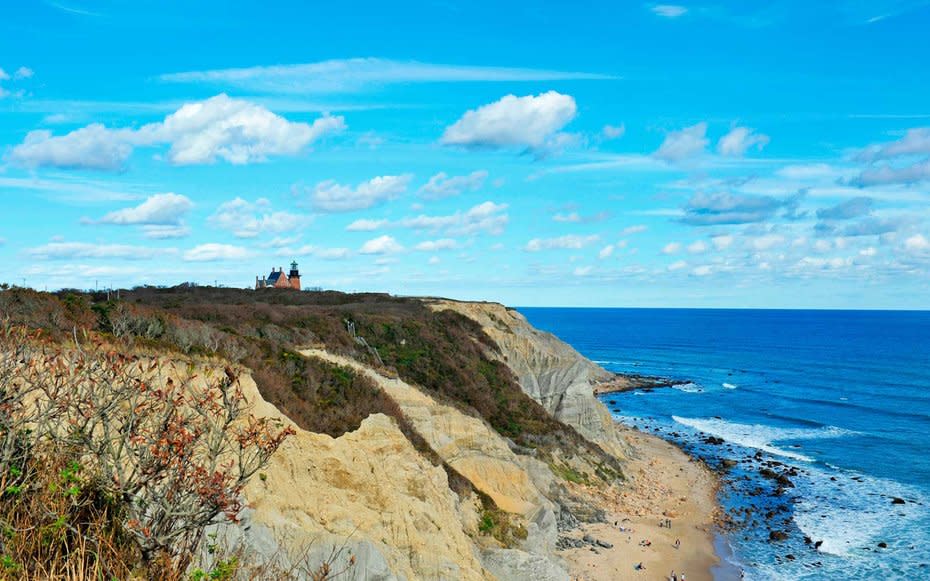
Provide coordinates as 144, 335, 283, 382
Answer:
288, 261, 301, 290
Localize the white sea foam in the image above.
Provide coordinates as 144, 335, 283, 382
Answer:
671, 416, 857, 462
792, 466, 929, 558
671, 382, 704, 393
722, 382, 738, 389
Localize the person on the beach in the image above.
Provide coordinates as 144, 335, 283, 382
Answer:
675, 538, 681, 549
671, 570, 678, 581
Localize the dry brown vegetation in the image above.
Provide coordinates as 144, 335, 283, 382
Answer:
0, 285, 623, 569
0, 321, 297, 579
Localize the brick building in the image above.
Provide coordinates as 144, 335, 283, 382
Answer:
256, 261, 301, 290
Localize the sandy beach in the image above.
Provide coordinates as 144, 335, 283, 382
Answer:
561, 427, 721, 581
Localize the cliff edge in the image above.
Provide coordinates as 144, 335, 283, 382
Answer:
425, 300, 631, 460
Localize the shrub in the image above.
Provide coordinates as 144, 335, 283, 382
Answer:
0, 322, 294, 577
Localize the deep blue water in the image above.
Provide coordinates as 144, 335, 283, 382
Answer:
519, 308, 930, 580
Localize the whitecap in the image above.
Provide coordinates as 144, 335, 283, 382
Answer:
792, 466, 929, 558
671, 416, 857, 462
722, 382, 738, 389
671, 382, 704, 393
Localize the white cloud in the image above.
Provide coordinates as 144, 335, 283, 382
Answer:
440, 91, 577, 154
852, 160, 930, 186
651, 4, 688, 17
602, 124, 626, 139
524, 234, 600, 252
816, 196, 874, 220
277, 245, 351, 260
749, 234, 785, 251
414, 239, 459, 252
148, 94, 345, 165
346, 218, 388, 231
261, 235, 302, 249
142, 224, 191, 239
208, 197, 309, 238
692, 265, 713, 276
904, 233, 929, 252
717, 126, 770, 157
857, 127, 930, 161
860, 246, 878, 257
621, 224, 648, 236
667, 259, 688, 271
662, 242, 682, 254
27, 242, 167, 260
309, 174, 411, 212
654, 122, 708, 161
359, 235, 404, 255
687, 240, 708, 253
419, 170, 488, 199
0, 67, 30, 99
553, 210, 610, 223
160, 58, 612, 93
8, 124, 136, 170
681, 191, 801, 225
7, 94, 345, 170
95, 193, 193, 227
598, 244, 615, 259
711, 235, 734, 250
775, 163, 841, 180
400, 201, 509, 236
573, 266, 593, 276
796, 256, 851, 270
553, 212, 582, 223
183, 243, 253, 262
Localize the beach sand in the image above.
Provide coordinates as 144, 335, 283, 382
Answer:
562, 428, 721, 581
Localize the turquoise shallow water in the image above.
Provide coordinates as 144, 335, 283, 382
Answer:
519, 308, 930, 580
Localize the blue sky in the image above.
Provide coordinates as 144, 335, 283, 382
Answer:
2, 0, 930, 308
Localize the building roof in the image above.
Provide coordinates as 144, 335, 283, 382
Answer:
267, 271, 283, 283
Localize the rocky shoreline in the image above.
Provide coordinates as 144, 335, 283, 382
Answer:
593, 372, 691, 395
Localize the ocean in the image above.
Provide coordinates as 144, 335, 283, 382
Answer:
518, 307, 930, 580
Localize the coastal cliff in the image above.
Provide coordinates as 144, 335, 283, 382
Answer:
425, 301, 631, 459
0, 287, 718, 580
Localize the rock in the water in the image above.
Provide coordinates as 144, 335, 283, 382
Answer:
878, 542, 888, 549
892, 497, 906, 505
769, 530, 789, 542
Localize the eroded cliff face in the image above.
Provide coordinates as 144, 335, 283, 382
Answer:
225, 300, 633, 580
231, 373, 495, 581
425, 300, 631, 460
296, 348, 569, 580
